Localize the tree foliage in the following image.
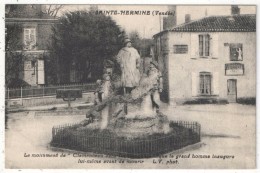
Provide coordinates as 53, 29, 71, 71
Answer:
5, 24, 26, 87
129, 30, 153, 57
51, 11, 125, 83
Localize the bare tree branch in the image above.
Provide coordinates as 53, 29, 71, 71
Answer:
43, 5, 64, 17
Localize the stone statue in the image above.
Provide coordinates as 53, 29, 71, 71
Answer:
94, 74, 113, 105
116, 38, 141, 94
236, 48, 243, 61
131, 60, 164, 114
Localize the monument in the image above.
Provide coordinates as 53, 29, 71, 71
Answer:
51, 39, 201, 158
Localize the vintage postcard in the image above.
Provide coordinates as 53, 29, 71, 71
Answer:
4, 4, 256, 169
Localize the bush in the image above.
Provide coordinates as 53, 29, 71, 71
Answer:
183, 98, 228, 105
7, 78, 31, 88
237, 97, 256, 105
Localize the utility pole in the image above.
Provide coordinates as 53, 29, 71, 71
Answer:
159, 15, 162, 32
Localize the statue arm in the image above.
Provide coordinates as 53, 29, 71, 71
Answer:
135, 49, 141, 68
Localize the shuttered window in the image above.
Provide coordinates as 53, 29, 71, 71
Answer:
199, 34, 210, 57
24, 28, 36, 50
199, 72, 211, 95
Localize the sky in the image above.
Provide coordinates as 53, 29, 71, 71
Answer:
60, 5, 256, 39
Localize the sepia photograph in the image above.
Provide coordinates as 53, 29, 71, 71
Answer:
3, 3, 256, 169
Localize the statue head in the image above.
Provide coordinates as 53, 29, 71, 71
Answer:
148, 61, 159, 76
103, 73, 111, 81
96, 79, 102, 85
124, 38, 132, 47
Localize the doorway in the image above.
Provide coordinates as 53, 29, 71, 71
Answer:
227, 79, 237, 103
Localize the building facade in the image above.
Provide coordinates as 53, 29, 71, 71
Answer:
154, 14, 256, 104
5, 5, 58, 86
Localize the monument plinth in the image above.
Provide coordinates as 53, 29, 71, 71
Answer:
51, 56, 201, 158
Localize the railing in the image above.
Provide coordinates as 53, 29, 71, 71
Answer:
51, 121, 201, 158
5, 83, 96, 99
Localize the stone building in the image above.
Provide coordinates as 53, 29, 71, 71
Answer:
5, 5, 58, 86
153, 12, 256, 104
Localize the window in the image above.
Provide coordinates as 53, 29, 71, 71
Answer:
199, 34, 210, 57
24, 28, 36, 50
173, 45, 188, 54
199, 72, 211, 95
230, 43, 243, 61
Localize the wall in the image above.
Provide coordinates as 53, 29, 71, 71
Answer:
219, 32, 256, 99
7, 92, 95, 108
157, 33, 170, 102
165, 32, 255, 104
37, 23, 54, 50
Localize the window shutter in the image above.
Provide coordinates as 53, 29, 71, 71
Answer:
190, 34, 199, 58
30, 29, 36, 44
192, 72, 198, 96
212, 72, 219, 95
37, 60, 45, 84
24, 29, 30, 44
210, 34, 219, 58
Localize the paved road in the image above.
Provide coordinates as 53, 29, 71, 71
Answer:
5, 104, 255, 169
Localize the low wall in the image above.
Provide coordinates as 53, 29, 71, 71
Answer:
35, 110, 88, 116
7, 92, 95, 108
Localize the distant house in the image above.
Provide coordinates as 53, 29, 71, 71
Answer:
5, 5, 58, 86
153, 12, 256, 104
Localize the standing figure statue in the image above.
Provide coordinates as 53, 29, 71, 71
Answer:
145, 61, 163, 113
94, 79, 103, 105
93, 74, 113, 105
236, 48, 243, 61
149, 61, 163, 112
116, 38, 141, 94
131, 60, 164, 115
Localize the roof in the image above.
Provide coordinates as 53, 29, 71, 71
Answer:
5, 5, 56, 19
5, 18, 59, 24
154, 14, 256, 36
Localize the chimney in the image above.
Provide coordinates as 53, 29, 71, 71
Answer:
231, 5, 240, 15
163, 17, 168, 30
34, 5, 43, 17
185, 14, 191, 23
162, 5, 176, 30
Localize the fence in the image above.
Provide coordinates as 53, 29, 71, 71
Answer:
6, 83, 96, 99
51, 121, 201, 158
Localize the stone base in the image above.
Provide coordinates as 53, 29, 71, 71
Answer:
107, 113, 171, 138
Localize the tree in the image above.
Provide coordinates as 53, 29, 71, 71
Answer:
129, 30, 142, 50
43, 5, 63, 17
5, 24, 26, 87
51, 11, 125, 83
129, 30, 153, 57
